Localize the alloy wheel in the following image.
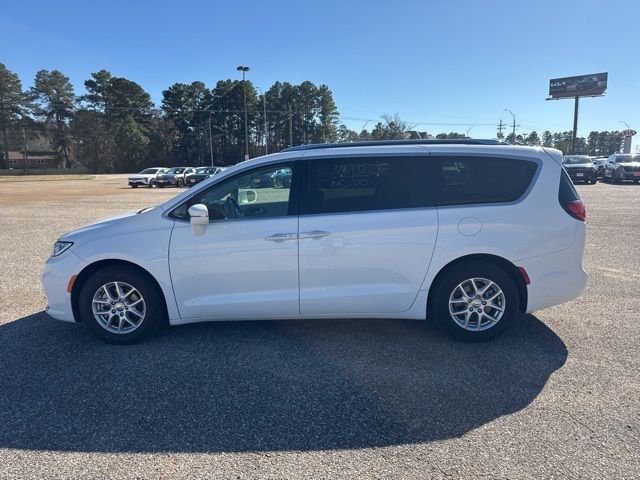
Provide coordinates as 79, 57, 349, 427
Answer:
448, 277, 505, 331
91, 281, 146, 334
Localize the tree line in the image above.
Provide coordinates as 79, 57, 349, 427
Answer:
0, 62, 626, 172
0, 63, 341, 171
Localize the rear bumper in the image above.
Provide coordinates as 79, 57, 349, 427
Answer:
621, 171, 640, 180
567, 171, 597, 182
186, 178, 205, 186
518, 223, 587, 313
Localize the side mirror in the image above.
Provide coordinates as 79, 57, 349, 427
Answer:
188, 204, 209, 236
239, 188, 257, 204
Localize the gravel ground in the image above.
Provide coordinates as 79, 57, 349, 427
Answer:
0, 175, 638, 479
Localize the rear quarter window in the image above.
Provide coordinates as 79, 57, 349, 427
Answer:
433, 156, 538, 206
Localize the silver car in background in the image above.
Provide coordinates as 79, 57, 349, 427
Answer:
128, 167, 168, 188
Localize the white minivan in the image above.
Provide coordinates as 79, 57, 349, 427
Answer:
42, 140, 587, 344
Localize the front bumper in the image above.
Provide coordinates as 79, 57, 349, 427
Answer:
41, 250, 88, 323
156, 178, 177, 186
128, 178, 150, 186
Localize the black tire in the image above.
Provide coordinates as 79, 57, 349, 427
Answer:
149, 180, 156, 188
589, 177, 597, 185
78, 265, 166, 344
131, 185, 138, 188
177, 178, 184, 188
431, 261, 520, 342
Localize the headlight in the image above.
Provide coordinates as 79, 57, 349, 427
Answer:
52, 241, 73, 257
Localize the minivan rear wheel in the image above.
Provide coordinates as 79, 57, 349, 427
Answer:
431, 261, 519, 341
78, 265, 165, 344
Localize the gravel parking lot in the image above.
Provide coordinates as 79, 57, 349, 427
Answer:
0, 175, 638, 479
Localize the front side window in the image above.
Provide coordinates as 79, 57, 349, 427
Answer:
305, 157, 416, 214
434, 156, 538, 206
170, 163, 296, 221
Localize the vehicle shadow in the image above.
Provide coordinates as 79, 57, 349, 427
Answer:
0, 312, 566, 453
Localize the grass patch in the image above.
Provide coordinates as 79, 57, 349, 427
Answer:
0, 174, 94, 182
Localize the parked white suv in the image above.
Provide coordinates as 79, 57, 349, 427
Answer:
42, 140, 587, 344
128, 167, 167, 188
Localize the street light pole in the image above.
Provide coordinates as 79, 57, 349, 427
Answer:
237, 65, 250, 160
466, 125, 475, 138
504, 109, 516, 144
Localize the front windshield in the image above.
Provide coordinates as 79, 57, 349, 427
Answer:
167, 167, 185, 174
563, 156, 592, 165
139, 168, 159, 174
195, 167, 208, 173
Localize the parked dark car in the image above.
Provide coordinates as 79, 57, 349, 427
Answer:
592, 157, 608, 178
185, 166, 224, 187
272, 167, 292, 188
603, 154, 640, 184
562, 156, 598, 184
155, 167, 194, 188
249, 171, 276, 188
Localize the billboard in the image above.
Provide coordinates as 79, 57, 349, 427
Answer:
548, 72, 608, 99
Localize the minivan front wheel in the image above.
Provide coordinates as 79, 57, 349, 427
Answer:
431, 261, 519, 341
78, 266, 165, 344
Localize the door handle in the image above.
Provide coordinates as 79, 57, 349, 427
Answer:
265, 233, 297, 242
300, 230, 331, 240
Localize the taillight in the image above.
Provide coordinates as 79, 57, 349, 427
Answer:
565, 199, 586, 221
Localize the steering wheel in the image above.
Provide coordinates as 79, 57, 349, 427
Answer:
226, 196, 243, 218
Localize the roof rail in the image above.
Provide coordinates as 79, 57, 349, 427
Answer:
281, 138, 508, 152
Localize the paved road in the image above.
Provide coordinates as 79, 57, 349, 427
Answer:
0, 175, 638, 479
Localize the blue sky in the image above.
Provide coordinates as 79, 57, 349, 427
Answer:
1, 0, 638, 148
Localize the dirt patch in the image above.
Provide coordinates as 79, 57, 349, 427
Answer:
0, 174, 178, 206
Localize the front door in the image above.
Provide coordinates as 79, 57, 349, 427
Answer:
169, 162, 300, 319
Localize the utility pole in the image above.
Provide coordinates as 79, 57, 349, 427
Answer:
497, 119, 506, 138
22, 126, 29, 175
288, 104, 293, 147
236, 65, 250, 160
263, 94, 268, 155
256, 86, 268, 155
208, 113, 214, 167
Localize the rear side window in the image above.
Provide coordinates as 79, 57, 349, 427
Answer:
305, 157, 417, 214
434, 156, 538, 206
558, 167, 580, 204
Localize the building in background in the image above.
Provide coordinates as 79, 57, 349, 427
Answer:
6, 151, 60, 170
